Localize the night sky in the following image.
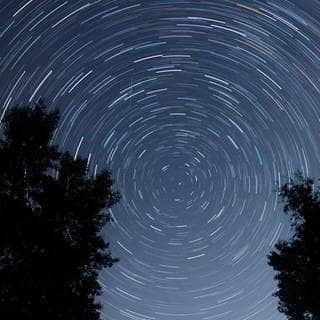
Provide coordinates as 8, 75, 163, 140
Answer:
1, 1, 320, 319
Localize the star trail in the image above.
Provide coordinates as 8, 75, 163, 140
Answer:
1, 1, 320, 319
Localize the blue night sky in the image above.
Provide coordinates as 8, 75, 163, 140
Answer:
1, 1, 320, 319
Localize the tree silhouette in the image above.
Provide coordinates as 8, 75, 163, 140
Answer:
0, 102, 120, 319
268, 174, 320, 320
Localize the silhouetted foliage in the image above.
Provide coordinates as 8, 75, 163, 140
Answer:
0, 102, 120, 320
268, 174, 320, 320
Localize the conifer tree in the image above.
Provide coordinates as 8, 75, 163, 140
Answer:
268, 174, 320, 320
0, 102, 120, 320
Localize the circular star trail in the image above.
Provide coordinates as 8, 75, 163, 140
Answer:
1, 1, 320, 319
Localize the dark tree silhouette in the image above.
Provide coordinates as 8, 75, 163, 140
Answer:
0, 102, 120, 320
268, 174, 320, 320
